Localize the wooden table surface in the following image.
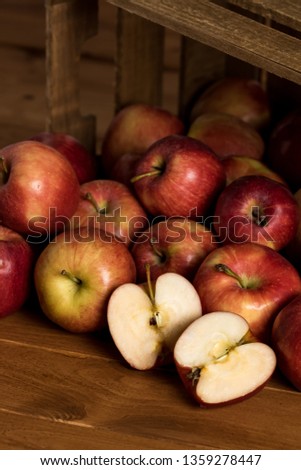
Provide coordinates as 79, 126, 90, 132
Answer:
0, 306, 300, 450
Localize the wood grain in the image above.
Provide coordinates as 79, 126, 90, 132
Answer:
107, 0, 301, 85
0, 309, 300, 450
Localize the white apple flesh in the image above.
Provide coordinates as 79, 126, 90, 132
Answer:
107, 269, 202, 370
174, 312, 277, 407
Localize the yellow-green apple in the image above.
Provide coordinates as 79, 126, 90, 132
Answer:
222, 155, 287, 186
189, 77, 271, 131
213, 175, 299, 251
193, 242, 301, 341
131, 135, 225, 219
107, 266, 202, 370
34, 227, 136, 333
272, 294, 301, 391
30, 131, 98, 184
131, 217, 218, 282
268, 109, 301, 191
0, 225, 34, 318
0, 140, 80, 237
101, 103, 184, 174
174, 311, 276, 407
188, 112, 265, 160
70, 179, 148, 246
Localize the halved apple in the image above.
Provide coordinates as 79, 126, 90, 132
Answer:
174, 311, 276, 407
107, 267, 202, 370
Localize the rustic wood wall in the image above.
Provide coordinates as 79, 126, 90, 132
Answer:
0, 0, 181, 153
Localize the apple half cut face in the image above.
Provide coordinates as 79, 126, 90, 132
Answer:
107, 270, 202, 370
174, 312, 277, 407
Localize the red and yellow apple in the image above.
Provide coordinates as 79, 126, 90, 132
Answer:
131, 134, 225, 219
193, 242, 301, 342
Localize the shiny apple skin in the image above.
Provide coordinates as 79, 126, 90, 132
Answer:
34, 227, 137, 333
272, 294, 301, 391
213, 175, 299, 251
193, 242, 301, 342
101, 103, 184, 174
70, 179, 148, 246
188, 112, 265, 160
30, 131, 98, 184
132, 217, 218, 282
0, 140, 80, 236
0, 225, 34, 317
132, 134, 226, 219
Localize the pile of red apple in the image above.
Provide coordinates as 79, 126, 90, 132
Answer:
1, 76, 301, 407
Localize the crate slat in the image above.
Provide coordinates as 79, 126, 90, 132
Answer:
228, 0, 301, 32
106, 0, 301, 85
45, 0, 98, 153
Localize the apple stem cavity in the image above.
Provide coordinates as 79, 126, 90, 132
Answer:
251, 206, 269, 227
84, 192, 106, 214
61, 269, 82, 285
130, 168, 161, 184
215, 263, 246, 289
0, 156, 9, 184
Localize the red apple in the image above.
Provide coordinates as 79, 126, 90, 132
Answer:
34, 226, 137, 333
70, 179, 148, 246
101, 103, 184, 174
131, 134, 225, 219
0, 140, 80, 237
174, 312, 276, 407
107, 266, 202, 370
268, 109, 301, 191
132, 217, 218, 282
272, 294, 301, 391
30, 131, 98, 184
283, 188, 301, 271
222, 155, 287, 186
193, 242, 301, 342
188, 112, 265, 160
109, 152, 142, 189
0, 225, 34, 318
189, 77, 271, 131
213, 175, 299, 251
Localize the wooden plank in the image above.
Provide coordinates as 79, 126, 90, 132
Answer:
106, 0, 301, 85
45, 0, 98, 153
0, 46, 116, 152
0, 310, 299, 449
228, 0, 301, 32
0, 337, 300, 450
115, 9, 165, 111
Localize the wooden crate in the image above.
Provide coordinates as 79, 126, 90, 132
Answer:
45, 0, 301, 153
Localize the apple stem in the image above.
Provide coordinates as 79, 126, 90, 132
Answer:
84, 192, 106, 214
145, 263, 162, 327
215, 263, 245, 288
61, 269, 82, 285
130, 169, 161, 184
145, 263, 155, 306
149, 237, 164, 258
